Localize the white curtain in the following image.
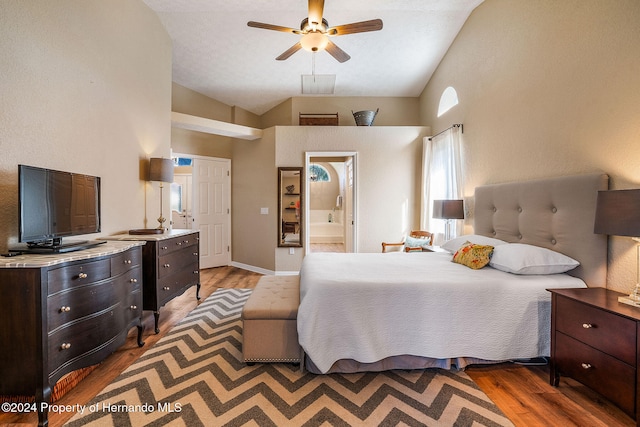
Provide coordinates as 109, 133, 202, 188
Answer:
421, 125, 464, 245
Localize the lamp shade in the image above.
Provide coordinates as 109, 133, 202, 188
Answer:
594, 189, 640, 237
149, 158, 174, 183
432, 199, 464, 220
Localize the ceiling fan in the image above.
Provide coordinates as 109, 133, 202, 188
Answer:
247, 0, 383, 63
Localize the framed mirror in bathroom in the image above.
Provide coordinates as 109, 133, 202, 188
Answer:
278, 167, 303, 247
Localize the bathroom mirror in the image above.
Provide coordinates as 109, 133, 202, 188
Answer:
278, 167, 303, 247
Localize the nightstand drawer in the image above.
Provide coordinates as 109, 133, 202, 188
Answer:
556, 294, 636, 365
555, 332, 635, 416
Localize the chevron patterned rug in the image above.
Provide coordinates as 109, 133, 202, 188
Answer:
66, 288, 514, 427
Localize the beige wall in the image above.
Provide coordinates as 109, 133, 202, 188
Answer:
292, 97, 420, 126
274, 126, 429, 272
261, 96, 420, 127
419, 0, 640, 292
0, 0, 172, 251
231, 128, 277, 271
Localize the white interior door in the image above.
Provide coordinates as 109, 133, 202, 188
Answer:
192, 157, 231, 268
345, 157, 354, 253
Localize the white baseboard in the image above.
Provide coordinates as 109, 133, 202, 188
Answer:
229, 261, 300, 276
230, 261, 274, 275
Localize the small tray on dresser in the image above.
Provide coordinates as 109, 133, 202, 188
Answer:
129, 229, 164, 235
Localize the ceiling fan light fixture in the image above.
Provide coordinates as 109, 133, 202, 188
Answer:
300, 31, 329, 52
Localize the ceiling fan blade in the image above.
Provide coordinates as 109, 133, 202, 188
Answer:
276, 42, 302, 60
325, 40, 350, 63
308, 0, 325, 26
247, 21, 300, 34
327, 19, 383, 36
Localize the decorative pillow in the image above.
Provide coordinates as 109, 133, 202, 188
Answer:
489, 243, 579, 275
452, 241, 494, 269
442, 234, 507, 253
404, 235, 432, 250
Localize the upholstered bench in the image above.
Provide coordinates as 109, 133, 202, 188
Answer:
241, 275, 301, 364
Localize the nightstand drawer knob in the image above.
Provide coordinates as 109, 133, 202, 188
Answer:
582, 323, 593, 329
130, 278, 138, 283
163, 263, 170, 268
163, 286, 170, 291
60, 306, 71, 312
60, 343, 71, 350
78, 272, 88, 279
130, 305, 137, 310
581, 363, 592, 370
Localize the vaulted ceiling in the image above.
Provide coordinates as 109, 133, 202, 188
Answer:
142, 0, 484, 115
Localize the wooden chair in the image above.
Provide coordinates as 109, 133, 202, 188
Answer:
381, 230, 434, 253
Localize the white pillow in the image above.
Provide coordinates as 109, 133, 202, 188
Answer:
441, 234, 507, 253
489, 243, 579, 275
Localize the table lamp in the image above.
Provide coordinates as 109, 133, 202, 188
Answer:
149, 158, 174, 231
433, 199, 464, 242
594, 189, 640, 306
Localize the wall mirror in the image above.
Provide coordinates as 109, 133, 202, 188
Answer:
278, 167, 303, 247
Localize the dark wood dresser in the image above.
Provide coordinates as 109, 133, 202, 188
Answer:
107, 230, 200, 333
0, 242, 145, 426
549, 287, 640, 425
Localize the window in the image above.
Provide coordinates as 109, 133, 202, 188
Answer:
421, 125, 464, 243
437, 86, 459, 117
308, 164, 330, 182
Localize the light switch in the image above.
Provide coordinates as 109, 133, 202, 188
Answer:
260, 207, 269, 215
289, 247, 295, 255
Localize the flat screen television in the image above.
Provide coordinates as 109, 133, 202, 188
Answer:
15, 164, 105, 253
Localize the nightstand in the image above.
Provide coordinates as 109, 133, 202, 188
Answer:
548, 287, 640, 424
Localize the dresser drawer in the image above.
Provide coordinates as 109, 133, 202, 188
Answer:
555, 332, 635, 416
48, 304, 124, 373
157, 263, 199, 307
157, 235, 198, 256
158, 248, 199, 279
48, 259, 111, 295
111, 247, 142, 277
556, 295, 636, 365
47, 281, 117, 332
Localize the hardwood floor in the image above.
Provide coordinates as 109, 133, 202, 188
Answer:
0, 266, 634, 426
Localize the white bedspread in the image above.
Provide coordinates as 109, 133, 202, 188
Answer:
298, 251, 586, 374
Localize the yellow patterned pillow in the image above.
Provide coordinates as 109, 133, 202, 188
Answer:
452, 241, 494, 269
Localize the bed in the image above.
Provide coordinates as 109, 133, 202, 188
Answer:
298, 173, 609, 373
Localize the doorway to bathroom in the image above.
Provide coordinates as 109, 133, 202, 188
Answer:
305, 152, 357, 253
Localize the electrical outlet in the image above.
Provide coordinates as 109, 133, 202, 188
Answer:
260, 207, 268, 215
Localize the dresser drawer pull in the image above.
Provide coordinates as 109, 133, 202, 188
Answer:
582, 323, 593, 329
130, 305, 138, 310
163, 286, 170, 291
78, 272, 88, 279
176, 242, 183, 246
193, 270, 199, 274
60, 343, 71, 350
163, 263, 170, 268
124, 259, 132, 264
193, 252, 198, 256
60, 306, 71, 313
581, 363, 592, 370
162, 246, 168, 250
130, 278, 138, 283
183, 240, 189, 244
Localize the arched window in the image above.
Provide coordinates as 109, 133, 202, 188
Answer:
309, 164, 330, 182
437, 86, 459, 117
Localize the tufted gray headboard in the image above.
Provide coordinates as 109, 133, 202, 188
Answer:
474, 173, 609, 287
